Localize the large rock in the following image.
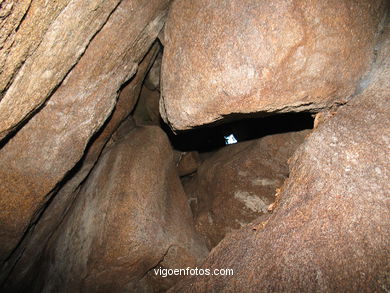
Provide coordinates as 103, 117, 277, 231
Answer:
0, 0, 124, 141
37, 126, 208, 292
0, 43, 160, 292
185, 130, 309, 248
0, 0, 170, 263
160, 0, 386, 130
170, 21, 390, 292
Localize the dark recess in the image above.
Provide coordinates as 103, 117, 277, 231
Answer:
161, 112, 314, 152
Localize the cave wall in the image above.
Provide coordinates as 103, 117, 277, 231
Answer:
171, 17, 390, 292
0, 0, 389, 292
0, 0, 172, 291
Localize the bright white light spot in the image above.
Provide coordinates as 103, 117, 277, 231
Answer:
224, 134, 238, 145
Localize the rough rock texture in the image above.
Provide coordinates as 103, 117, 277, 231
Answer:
144, 51, 162, 91
170, 21, 390, 292
177, 151, 201, 177
160, 0, 386, 130
184, 130, 309, 248
0, 0, 124, 141
0, 0, 170, 263
134, 86, 162, 125
0, 43, 159, 292
83, 43, 161, 160
0, 0, 70, 96
37, 126, 208, 292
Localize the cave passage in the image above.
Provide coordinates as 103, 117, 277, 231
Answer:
161, 112, 314, 152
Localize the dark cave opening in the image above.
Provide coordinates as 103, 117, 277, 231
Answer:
160, 112, 314, 153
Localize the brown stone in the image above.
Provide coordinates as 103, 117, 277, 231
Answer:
144, 51, 162, 91
0, 43, 159, 291
170, 22, 390, 292
160, 0, 386, 130
37, 126, 208, 292
177, 151, 201, 176
184, 130, 309, 248
133, 86, 162, 125
0, 0, 70, 96
0, 0, 170, 262
89, 43, 161, 156
0, 0, 123, 141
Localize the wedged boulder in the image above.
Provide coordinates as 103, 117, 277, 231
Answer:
177, 151, 201, 177
184, 130, 309, 248
170, 23, 390, 292
0, 43, 160, 291
37, 126, 208, 292
160, 0, 386, 130
0, 0, 170, 263
0, 0, 123, 140
134, 86, 161, 125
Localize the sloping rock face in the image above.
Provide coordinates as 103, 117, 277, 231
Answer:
160, 0, 386, 130
0, 0, 123, 140
185, 130, 309, 248
0, 0, 170, 265
0, 43, 160, 292
36, 126, 208, 292
170, 22, 390, 292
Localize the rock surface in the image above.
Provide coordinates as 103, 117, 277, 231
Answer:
170, 21, 390, 292
0, 0, 170, 263
177, 151, 201, 177
160, 0, 386, 130
37, 126, 208, 292
0, 0, 123, 141
144, 51, 163, 91
0, 43, 159, 292
133, 86, 162, 125
184, 130, 309, 248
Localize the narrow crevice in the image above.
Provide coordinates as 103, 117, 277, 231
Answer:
1, 0, 66, 101
0, 0, 34, 102
142, 244, 176, 280
0, 103, 118, 289
13, 0, 33, 33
